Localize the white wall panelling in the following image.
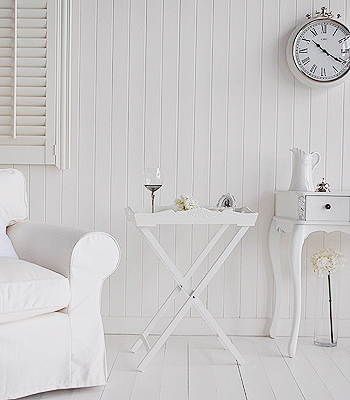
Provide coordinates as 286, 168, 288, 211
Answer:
3, 0, 350, 336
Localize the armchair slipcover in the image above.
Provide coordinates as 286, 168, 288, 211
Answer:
0, 169, 120, 399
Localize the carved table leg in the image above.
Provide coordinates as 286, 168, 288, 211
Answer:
269, 218, 282, 338
288, 224, 306, 358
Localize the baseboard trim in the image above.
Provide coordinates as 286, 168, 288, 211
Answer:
102, 316, 350, 337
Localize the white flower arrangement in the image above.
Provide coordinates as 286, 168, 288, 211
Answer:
174, 194, 200, 211
311, 248, 346, 278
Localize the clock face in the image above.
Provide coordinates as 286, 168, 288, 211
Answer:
292, 19, 350, 83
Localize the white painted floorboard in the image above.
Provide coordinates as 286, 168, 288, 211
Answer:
20, 335, 350, 400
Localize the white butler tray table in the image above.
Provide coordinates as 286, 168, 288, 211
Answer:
125, 205, 258, 370
125, 205, 257, 227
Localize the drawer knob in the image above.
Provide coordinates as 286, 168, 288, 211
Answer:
325, 203, 332, 210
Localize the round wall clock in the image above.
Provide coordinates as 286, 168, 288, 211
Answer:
286, 7, 350, 88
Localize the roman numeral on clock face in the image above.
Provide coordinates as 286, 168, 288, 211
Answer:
339, 35, 350, 44
321, 67, 326, 76
321, 24, 327, 34
310, 28, 318, 36
302, 57, 311, 65
310, 64, 317, 74
299, 48, 308, 53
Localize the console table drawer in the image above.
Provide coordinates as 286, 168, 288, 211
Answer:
306, 196, 350, 221
275, 191, 350, 221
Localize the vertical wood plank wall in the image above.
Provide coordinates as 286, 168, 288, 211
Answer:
3, 0, 350, 335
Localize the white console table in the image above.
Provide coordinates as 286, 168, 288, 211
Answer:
269, 191, 350, 357
125, 205, 258, 370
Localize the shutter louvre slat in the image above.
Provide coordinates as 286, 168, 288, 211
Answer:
17, 77, 46, 86
18, 1, 48, 9
17, 87, 45, 96
0, 126, 46, 136
0, 106, 12, 115
16, 116, 46, 125
0, 136, 46, 145
17, 67, 46, 77
18, 38, 47, 47
17, 106, 45, 116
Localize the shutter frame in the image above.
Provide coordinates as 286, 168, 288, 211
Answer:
0, 0, 71, 169
55, 0, 71, 169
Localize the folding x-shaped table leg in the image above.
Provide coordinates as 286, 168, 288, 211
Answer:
131, 224, 229, 354
131, 224, 250, 371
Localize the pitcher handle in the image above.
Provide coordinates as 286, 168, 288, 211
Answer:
311, 151, 321, 171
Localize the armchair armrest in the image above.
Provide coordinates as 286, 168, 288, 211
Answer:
7, 220, 120, 313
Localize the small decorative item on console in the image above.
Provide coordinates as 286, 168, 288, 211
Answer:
315, 178, 331, 192
216, 193, 236, 209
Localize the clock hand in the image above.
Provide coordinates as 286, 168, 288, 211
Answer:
312, 40, 347, 64
328, 54, 347, 64
331, 54, 347, 64
312, 40, 331, 56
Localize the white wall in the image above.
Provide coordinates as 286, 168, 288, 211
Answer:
3, 0, 350, 336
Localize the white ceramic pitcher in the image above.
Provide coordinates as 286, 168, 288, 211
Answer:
289, 147, 321, 191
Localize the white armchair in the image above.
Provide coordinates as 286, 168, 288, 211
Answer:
0, 169, 120, 400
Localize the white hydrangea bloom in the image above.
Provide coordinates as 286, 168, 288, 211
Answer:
311, 248, 346, 277
174, 194, 200, 211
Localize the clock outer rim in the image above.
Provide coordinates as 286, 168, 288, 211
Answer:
286, 17, 350, 88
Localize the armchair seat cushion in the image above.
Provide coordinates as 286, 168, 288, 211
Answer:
0, 258, 70, 324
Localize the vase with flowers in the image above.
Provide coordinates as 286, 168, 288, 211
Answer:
311, 248, 346, 347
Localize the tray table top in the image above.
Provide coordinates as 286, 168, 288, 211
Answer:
125, 205, 258, 227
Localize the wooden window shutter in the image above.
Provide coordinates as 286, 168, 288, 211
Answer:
0, 0, 70, 168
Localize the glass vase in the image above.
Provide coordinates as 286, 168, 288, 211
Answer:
314, 270, 341, 347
